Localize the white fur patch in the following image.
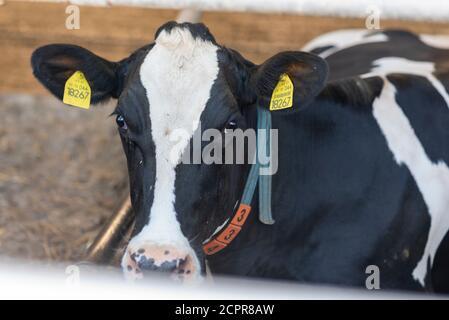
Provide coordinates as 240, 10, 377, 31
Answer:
372, 78, 449, 286
363, 57, 449, 108
133, 27, 219, 273
420, 34, 449, 49
302, 29, 388, 58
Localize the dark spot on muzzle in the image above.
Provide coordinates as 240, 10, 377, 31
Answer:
137, 256, 187, 273
137, 256, 156, 270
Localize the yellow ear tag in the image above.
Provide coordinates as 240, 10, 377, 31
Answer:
63, 71, 91, 109
269, 73, 294, 111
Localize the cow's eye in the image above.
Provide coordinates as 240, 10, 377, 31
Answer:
225, 120, 238, 131
116, 114, 127, 130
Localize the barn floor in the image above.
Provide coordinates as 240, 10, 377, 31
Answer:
0, 95, 128, 261
1, 1, 449, 263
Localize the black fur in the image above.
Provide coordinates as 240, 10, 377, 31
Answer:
155, 21, 217, 44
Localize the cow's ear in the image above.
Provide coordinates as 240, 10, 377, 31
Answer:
31, 44, 120, 104
249, 51, 328, 113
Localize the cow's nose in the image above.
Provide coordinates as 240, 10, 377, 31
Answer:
122, 243, 198, 281
137, 256, 181, 272
135, 253, 185, 273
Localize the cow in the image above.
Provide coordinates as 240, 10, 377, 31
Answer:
31, 22, 449, 293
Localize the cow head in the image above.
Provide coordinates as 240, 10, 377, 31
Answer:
31, 22, 327, 282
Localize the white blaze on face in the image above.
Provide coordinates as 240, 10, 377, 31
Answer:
133, 27, 219, 263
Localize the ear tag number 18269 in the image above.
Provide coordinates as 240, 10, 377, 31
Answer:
63, 71, 91, 109
269, 73, 294, 111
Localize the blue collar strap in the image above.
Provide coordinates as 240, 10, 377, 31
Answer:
203, 107, 274, 256
241, 107, 275, 225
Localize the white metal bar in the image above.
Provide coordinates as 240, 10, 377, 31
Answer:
0, 260, 439, 299
12, 0, 449, 23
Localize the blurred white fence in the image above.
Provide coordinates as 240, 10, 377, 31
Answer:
0, 259, 439, 299
8, 0, 449, 22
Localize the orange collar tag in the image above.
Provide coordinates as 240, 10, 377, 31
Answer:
202, 204, 252, 255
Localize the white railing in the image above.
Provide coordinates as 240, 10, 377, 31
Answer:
0, 259, 437, 299
8, 0, 449, 22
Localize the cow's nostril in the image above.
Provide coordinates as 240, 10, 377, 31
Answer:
158, 260, 179, 272
137, 256, 157, 271
137, 255, 187, 273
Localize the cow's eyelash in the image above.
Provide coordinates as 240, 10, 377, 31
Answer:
109, 110, 121, 117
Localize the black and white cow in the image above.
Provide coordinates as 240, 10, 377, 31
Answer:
31, 22, 449, 292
